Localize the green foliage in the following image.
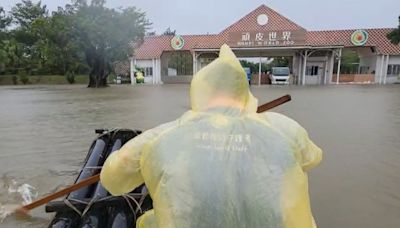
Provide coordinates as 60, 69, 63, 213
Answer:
0, 7, 12, 66
0, 7, 11, 31
240, 60, 256, 73
340, 51, 360, 74
0, 0, 149, 87
18, 70, 29, 84
135, 65, 144, 73
387, 16, 400, 45
107, 72, 116, 83
163, 27, 176, 36
239, 58, 290, 74
168, 51, 193, 75
65, 71, 75, 84
70, 0, 150, 87
11, 0, 48, 28
270, 57, 289, 68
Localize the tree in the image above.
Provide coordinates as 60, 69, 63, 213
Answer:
11, 0, 48, 28
387, 16, 400, 45
1, 39, 25, 74
0, 7, 12, 71
71, 0, 149, 87
270, 57, 289, 68
163, 27, 176, 36
168, 51, 192, 75
340, 51, 360, 74
240, 59, 271, 73
240, 60, 258, 73
31, 6, 85, 75
0, 0, 149, 82
0, 7, 11, 31
8, 0, 48, 74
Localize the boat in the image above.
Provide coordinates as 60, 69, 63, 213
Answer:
46, 129, 153, 228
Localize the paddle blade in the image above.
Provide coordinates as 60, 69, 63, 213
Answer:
1, 203, 27, 222
13, 206, 31, 219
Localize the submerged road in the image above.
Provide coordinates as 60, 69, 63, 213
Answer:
0, 84, 399, 227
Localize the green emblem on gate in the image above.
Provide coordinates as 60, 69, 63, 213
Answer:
351, 30, 368, 46
171, 35, 185, 50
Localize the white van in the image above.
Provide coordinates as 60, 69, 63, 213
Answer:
270, 67, 290, 85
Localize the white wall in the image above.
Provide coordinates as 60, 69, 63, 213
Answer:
135, 59, 163, 84
135, 59, 153, 68
155, 58, 162, 84
327, 51, 335, 84
358, 47, 377, 74
386, 55, 400, 84
305, 56, 328, 85
374, 55, 400, 84
375, 55, 385, 84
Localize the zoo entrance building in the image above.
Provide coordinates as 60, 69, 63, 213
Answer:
131, 5, 400, 85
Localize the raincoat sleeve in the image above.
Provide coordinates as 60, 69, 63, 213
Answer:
100, 120, 178, 196
262, 112, 323, 172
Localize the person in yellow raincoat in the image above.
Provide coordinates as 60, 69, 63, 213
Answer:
100, 44, 323, 228
136, 71, 145, 84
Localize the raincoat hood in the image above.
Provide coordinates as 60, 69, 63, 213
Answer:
190, 44, 258, 112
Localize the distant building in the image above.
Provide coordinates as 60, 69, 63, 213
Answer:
132, 5, 400, 85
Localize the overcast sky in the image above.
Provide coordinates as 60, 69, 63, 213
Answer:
3, 0, 400, 34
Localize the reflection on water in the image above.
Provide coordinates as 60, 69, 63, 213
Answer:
0, 84, 399, 227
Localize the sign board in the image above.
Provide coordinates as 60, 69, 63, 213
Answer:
351, 30, 368, 46
171, 35, 185, 50
228, 30, 306, 47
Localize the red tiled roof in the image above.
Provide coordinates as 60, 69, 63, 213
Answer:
134, 35, 225, 59
220, 5, 306, 34
134, 5, 400, 59
307, 28, 400, 54
134, 36, 171, 59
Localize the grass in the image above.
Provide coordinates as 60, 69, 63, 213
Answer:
0, 75, 89, 85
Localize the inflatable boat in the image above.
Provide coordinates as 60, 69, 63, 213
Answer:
46, 129, 153, 228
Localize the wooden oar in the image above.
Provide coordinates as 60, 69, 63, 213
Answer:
14, 94, 291, 215
15, 174, 100, 215
257, 94, 291, 113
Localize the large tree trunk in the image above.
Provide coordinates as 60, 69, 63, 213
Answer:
87, 52, 109, 88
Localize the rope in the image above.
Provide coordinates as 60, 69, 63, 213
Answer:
81, 197, 97, 217
62, 129, 145, 217
64, 192, 146, 218
135, 188, 149, 214
122, 195, 137, 219
64, 199, 83, 217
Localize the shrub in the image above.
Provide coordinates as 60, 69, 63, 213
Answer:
108, 73, 117, 84
65, 71, 75, 84
18, 71, 29, 85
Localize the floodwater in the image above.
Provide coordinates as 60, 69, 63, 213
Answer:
0, 84, 399, 228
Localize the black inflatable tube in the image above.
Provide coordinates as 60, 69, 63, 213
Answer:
48, 129, 143, 228
79, 136, 128, 228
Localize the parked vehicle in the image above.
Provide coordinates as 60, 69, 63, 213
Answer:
270, 67, 290, 85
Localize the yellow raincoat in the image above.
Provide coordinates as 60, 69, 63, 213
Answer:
100, 44, 322, 228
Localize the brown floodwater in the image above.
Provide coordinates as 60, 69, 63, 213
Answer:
0, 84, 399, 227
